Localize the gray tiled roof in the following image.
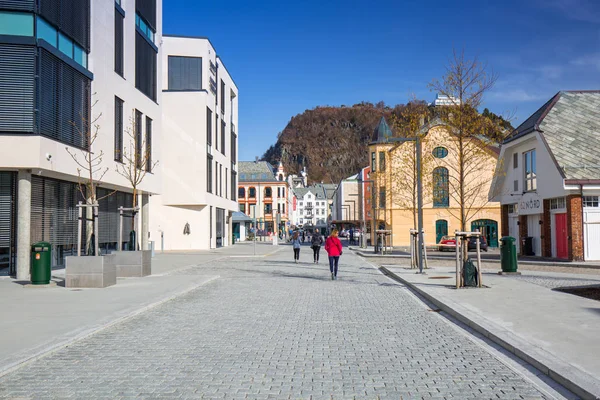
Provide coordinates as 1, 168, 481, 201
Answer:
538, 91, 600, 180
293, 185, 328, 200
504, 94, 559, 143
238, 161, 278, 182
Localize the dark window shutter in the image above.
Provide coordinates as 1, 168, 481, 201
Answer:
145, 116, 152, 172
38, 48, 91, 149
30, 177, 85, 261
0, 44, 35, 133
168, 56, 201, 90
135, 0, 156, 31
0, 172, 16, 249
114, 9, 124, 76
206, 107, 212, 145
0, 0, 35, 11
135, 110, 142, 168
38, 0, 90, 51
114, 97, 123, 161
135, 33, 157, 101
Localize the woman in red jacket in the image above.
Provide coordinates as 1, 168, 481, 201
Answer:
324, 229, 343, 280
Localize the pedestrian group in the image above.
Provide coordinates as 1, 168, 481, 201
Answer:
291, 228, 344, 280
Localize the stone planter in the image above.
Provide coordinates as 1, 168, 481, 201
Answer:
112, 250, 151, 278
65, 254, 117, 288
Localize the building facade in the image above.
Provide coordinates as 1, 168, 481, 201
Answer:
331, 175, 361, 229
369, 117, 501, 247
149, 35, 238, 250
292, 185, 328, 231
490, 91, 600, 261
0, 0, 162, 278
237, 161, 289, 235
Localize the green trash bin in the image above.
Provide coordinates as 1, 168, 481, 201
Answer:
31, 241, 52, 285
500, 236, 518, 272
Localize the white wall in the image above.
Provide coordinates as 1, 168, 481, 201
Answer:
494, 132, 567, 205
149, 36, 238, 250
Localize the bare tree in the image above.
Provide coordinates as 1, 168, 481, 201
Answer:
116, 109, 158, 240
66, 98, 115, 253
428, 48, 506, 232
389, 97, 434, 229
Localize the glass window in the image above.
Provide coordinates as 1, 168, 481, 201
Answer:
238, 187, 245, 198
583, 196, 599, 208
550, 197, 566, 210
135, 13, 155, 43
379, 152, 386, 171
58, 32, 73, 58
249, 187, 256, 198
524, 150, 537, 191
432, 147, 448, 158
37, 17, 57, 46
240, 204, 246, 214
0, 11, 34, 37
74, 45, 86, 68
379, 187, 386, 208
433, 167, 450, 207
265, 187, 272, 197
168, 56, 202, 90
371, 152, 376, 172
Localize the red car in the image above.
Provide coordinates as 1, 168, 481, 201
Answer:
438, 236, 456, 252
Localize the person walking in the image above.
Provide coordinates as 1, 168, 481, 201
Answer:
325, 229, 343, 280
302, 231, 306, 243
291, 231, 302, 263
311, 229, 324, 263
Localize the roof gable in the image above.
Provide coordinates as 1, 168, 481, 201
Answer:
537, 91, 600, 180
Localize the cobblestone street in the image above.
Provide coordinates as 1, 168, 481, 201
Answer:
0, 247, 565, 399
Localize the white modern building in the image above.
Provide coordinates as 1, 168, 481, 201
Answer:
149, 35, 239, 250
0, 0, 162, 278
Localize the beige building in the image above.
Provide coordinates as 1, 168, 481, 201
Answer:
368, 117, 501, 247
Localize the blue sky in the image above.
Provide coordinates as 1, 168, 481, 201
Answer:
164, 0, 600, 161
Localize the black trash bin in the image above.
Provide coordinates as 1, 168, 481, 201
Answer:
463, 257, 478, 287
522, 236, 534, 256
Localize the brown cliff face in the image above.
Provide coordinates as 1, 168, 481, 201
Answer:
261, 102, 405, 184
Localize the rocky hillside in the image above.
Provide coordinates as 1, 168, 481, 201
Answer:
261, 102, 405, 184
261, 102, 513, 184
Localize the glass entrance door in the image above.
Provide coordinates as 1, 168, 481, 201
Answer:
435, 219, 448, 243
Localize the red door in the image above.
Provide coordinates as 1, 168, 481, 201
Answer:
555, 213, 568, 259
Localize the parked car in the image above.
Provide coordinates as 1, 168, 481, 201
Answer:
438, 236, 456, 252
339, 229, 348, 238
468, 235, 488, 252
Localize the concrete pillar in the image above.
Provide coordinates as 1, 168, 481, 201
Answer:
16, 170, 31, 281
141, 193, 149, 251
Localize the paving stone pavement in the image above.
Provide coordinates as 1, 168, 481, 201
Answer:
0, 246, 564, 399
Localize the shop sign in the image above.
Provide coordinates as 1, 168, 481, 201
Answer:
518, 192, 543, 215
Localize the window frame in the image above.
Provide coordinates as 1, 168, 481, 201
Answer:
206, 155, 213, 193
433, 167, 450, 208
114, 96, 124, 162
523, 149, 537, 192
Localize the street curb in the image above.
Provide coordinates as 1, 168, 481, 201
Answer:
356, 250, 600, 270
378, 266, 600, 400
0, 275, 221, 379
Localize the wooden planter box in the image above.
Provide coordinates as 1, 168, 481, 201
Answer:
112, 250, 151, 278
65, 254, 117, 288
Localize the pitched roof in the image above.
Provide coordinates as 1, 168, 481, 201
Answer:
503, 91, 600, 180
293, 184, 327, 200
371, 116, 393, 143
238, 161, 278, 182
536, 91, 600, 180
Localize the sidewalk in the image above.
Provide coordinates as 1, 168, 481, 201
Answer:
353, 245, 600, 269
377, 262, 600, 399
0, 242, 281, 377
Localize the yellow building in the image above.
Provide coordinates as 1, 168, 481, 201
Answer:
368, 116, 501, 248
